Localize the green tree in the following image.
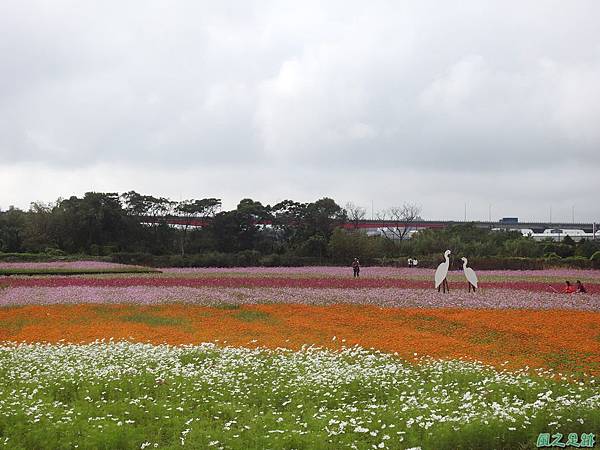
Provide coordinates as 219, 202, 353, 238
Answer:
328, 228, 382, 263
22, 202, 56, 252
51, 192, 136, 253
503, 237, 543, 258
0, 206, 27, 252
271, 200, 308, 251
175, 198, 221, 256
575, 239, 600, 258
209, 199, 269, 253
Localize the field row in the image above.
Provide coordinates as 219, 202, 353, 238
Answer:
2, 263, 600, 282
1, 303, 599, 374
3, 276, 599, 295
0, 342, 598, 449
1, 286, 599, 310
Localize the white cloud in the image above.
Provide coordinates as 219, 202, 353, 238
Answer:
0, 0, 599, 221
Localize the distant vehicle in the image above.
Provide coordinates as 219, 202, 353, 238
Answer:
365, 228, 420, 240
491, 227, 594, 241
491, 227, 526, 234
543, 229, 585, 236
499, 217, 519, 224
531, 228, 591, 242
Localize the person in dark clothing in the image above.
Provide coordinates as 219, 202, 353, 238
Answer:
352, 258, 360, 278
576, 280, 587, 293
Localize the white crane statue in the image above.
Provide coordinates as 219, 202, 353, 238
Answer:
434, 250, 451, 293
461, 257, 478, 292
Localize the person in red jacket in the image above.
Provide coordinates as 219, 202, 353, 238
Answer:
563, 280, 575, 293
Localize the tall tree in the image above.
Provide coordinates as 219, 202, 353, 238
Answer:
23, 202, 55, 252
0, 207, 27, 252
378, 203, 422, 243
304, 197, 347, 241
175, 198, 221, 256
344, 202, 367, 230
52, 192, 131, 253
209, 199, 270, 253
271, 200, 308, 250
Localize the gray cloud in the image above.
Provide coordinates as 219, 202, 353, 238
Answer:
1, 0, 599, 221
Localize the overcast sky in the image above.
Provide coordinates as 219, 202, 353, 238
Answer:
1, 1, 599, 222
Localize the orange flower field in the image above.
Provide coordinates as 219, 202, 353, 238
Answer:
2, 303, 599, 374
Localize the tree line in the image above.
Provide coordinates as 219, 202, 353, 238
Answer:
0, 192, 347, 258
1, 192, 598, 265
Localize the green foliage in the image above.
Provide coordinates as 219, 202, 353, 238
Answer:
110, 251, 324, 268
545, 257, 594, 269
297, 233, 328, 258
0, 206, 27, 252
410, 224, 532, 259
1, 193, 598, 269
270, 198, 346, 253
174, 198, 222, 257
576, 239, 600, 258
591, 251, 600, 261
328, 228, 384, 264
503, 238, 544, 258
233, 310, 274, 323
121, 313, 190, 327
44, 247, 66, 257
543, 242, 574, 258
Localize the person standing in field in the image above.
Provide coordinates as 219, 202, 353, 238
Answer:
352, 258, 360, 278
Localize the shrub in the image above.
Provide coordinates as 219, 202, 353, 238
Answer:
44, 248, 66, 257
111, 252, 155, 266
259, 254, 282, 267
545, 256, 593, 269
235, 250, 262, 266
0, 252, 53, 262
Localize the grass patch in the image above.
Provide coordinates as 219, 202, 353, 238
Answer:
212, 303, 241, 310
89, 305, 138, 319
121, 313, 190, 328
404, 314, 465, 335
234, 309, 274, 323
543, 349, 600, 375
469, 329, 505, 345
1, 317, 42, 334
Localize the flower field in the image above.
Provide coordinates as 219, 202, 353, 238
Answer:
1, 264, 599, 449
1, 342, 599, 449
